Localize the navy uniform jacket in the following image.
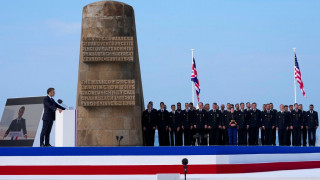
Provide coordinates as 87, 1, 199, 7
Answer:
5, 118, 27, 135
248, 109, 262, 128
237, 110, 248, 129
194, 109, 207, 129
157, 109, 170, 129
220, 110, 228, 126
42, 96, 65, 121
226, 112, 237, 128
301, 110, 307, 126
169, 111, 181, 131
305, 111, 319, 128
181, 110, 193, 129
142, 110, 157, 129
262, 110, 275, 129
276, 111, 290, 129
207, 110, 220, 129
290, 109, 303, 128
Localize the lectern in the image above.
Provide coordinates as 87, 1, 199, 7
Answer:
55, 110, 76, 147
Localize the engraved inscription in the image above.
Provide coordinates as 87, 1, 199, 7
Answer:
82, 37, 134, 62
80, 79, 135, 106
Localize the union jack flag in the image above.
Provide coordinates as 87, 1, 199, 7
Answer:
294, 53, 306, 97
191, 57, 200, 102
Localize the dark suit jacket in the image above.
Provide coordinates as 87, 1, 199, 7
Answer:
42, 96, 65, 121
5, 118, 27, 135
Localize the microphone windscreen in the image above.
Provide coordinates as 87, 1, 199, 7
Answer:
57, 99, 63, 104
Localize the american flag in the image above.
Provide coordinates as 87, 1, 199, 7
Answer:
191, 57, 200, 102
294, 53, 306, 97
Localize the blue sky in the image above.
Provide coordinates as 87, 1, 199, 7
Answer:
0, 0, 319, 114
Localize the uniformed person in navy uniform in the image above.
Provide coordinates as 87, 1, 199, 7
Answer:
290, 103, 303, 146
286, 105, 294, 146
270, 103, 278, 145
248, 103, 262, 145
299, 104, 307, 146
194, 102, 208, 145
306, 104, 318, 146
237, 103, 248, 145
219, 104, 228, 145
207, 103, 220, 145
260, 104, 266, 145
189, 103, 196, 145
276, 104, 289, 146
169, 104, 182, 146
262, 104, 275, 145
181, 103, 193, 146
142, 103, 156, 146
157, 102, 170, 146
245, 102, 251, 145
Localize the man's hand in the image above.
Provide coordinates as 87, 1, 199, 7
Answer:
247, 125, 249, 129
272, 126, 275, 129
219, 125, 222, 129
290, 126, 293, 130
169, 127, 172, 132
182, 126, 184, 130
306, 126, 309, 130
223, 126, 226, 130
177, 127, 180, 132
143, 127, 146, 131
276, 127, 279, 130
286, 126, 289, 130
58, 108, 63, 113
204, 125, 207, 129
208, 126, 212, 129
194, 125, 197, 129
301, 126, 303, 130
153, 127, 156, 130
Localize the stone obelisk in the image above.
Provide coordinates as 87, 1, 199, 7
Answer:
76, 1, 144, 146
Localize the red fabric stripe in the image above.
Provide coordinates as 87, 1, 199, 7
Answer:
1, 161, 320, 175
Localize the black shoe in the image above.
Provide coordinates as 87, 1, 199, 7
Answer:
45, 144, 54, 147
40, 144, 45, 147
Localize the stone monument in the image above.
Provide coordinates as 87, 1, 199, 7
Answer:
76, 1, 144, 146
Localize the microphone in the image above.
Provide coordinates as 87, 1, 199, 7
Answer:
57, 99, 69, 110
182, 158, 188, 180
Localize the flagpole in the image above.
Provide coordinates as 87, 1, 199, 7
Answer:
191, 49, 195, 105
293, 48, 297, 103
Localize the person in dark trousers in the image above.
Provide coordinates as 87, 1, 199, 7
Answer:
219, 104, 228, 145
260, 104, 266, 145
270, 103, 278, 145
207, 103, 220, 145
286, 105, 293, 146
237, 103, 248, 146
290, 103, 303, 146
181, 102, 193, 146
299, 104, 307, 146
157, 102, 170, 146
226, 107, 237, 145
142, 103, 156, 146
306, 104, 318, 146
248, 103, 261, 145
194, 102, 208, 145
276, 104, 289, 146
4, 106, 27, 140
189, 103, 196, 145
261, 104, 275, 145
40, 88, 65, 147
169, 104, 182, 146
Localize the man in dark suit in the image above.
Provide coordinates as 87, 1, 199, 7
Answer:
4, 106, 27, 140
40, 88, 65, 147
299, 104, 307, 146
276, 104, 290, 146
142, 103, 156, 146
157, 102, 170, 146
194, 102, 208, 145
306, 104, 318, 146
248, 103, 262, 145
270, 103, 278, 145
261, 104, 275, 145
181, 102, 193, 146
290, 103, 303, 146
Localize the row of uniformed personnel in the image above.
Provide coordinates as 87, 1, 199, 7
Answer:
142, 101, 318, 146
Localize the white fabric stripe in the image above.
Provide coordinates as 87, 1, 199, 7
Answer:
0, 155, 219, 166
1, 153, 320, 166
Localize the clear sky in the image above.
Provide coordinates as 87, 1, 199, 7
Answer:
0, 0, 319, 115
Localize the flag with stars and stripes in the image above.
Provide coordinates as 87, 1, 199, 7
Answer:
294, 52, 306, 97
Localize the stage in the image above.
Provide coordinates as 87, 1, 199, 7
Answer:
1, 146, 320, 178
